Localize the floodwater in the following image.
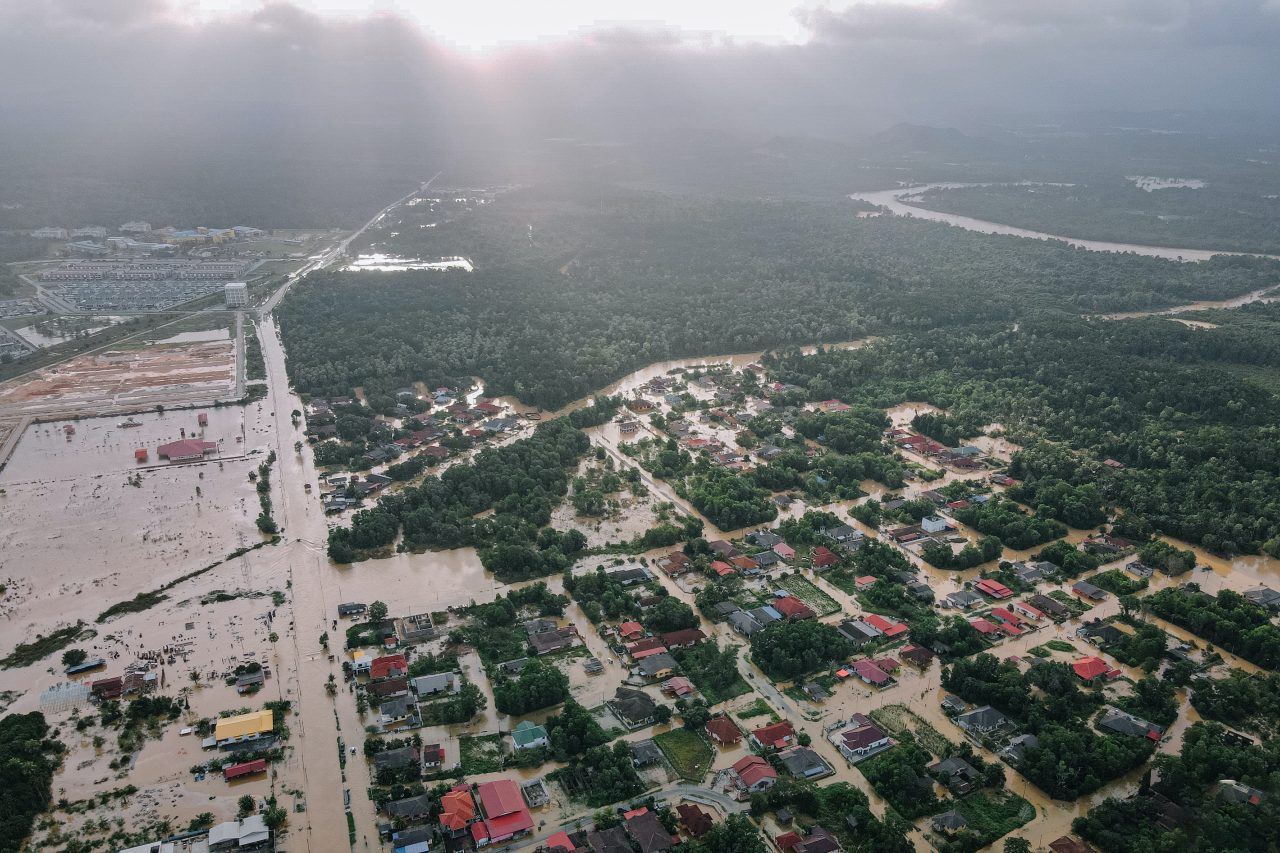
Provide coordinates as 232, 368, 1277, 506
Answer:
1096, 283, 1280, 320
345, 253, 474, 272
1126, 176, 1206, 192
850, 184, 1280, 263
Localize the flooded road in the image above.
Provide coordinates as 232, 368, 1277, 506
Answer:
850, 184, 1280, 263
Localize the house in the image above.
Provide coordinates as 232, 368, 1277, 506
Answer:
660, 628, 707, 648
156, 438, 217, 463
386, 794, 432, 821
855, 575, 878, 591
1098, 708, 1164, 740
811, 547, 839, 569
657, 552, 693, 576
372, 746, 419, 771
969, 618, 1000, 637
929, 756, 980, 794
529, 626, 579, 656
752, 720, 797, 749
439, 788, 477, 833
398, 613, 437, 645
618, 621, 645, 641
778, 746, 833, 779
945, 590, 984, 610
370, 654, 408, 681
1011, 600, 1045, 621
1215, 779, 1266, 806
921, 515, 949, 534
837, 619, 880, 647
369, 677, 409, 701
863, 614, 907, 638
609, 567, 653, 586
512, 720, 549, 750
900, 644, 935, 668
662, 676, 695, 697
587, 826, 633, 853
706, 715, 743, 746
751, 530, 782, 548
728, 610, 763, 636
999, 733, 1039, 764
975, 578, 1013, 599
676, 803, 713, 838
989, 608, 1024, 628
773, 596, 816, 621
637, 653, 679, 680
627, 638, 669, 659
206, 815, 270, 851
955, 705, 1009, 735
748, 605, 784, 627
710, 560, 736, 578
411, 672, 459, 696
214, 709, 275, 748
823, 525, 862, 544
625, 809, 678, 853
392, 827, 432, 853
1072, 580, 1108, 601
1072, 656, 1121, 682
422, 743, 444, 768
708, 540, 737, 557
833, 714, 892, 763
609, 687, 658, 730
1077, 619, 1124, 646
472, 779, 535, 847
908, 581, 935, 601
630, 739, 664, 767
754, 550, 782, 569
1244, 587, 1280, 611
851, 659, 892, 686
931, 811, 968, 834
790, 826, 842, 853
379, 696, 414, 725
1027, 593, 1071, 620
731, 755, 778, 794
941, 695, 966, 714
731, 556, 760, 572
774, 543, 796, 561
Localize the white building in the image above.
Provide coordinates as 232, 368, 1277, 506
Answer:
31, 227, 68, 240
224, 281, 248, 308
120, 221, 152, 233
922, 515, 949, 534
71, 226, 107, 239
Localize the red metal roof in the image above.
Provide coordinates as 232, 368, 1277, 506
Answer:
706, 716, 742, 744
370, 654, 407, 680
752, 720, 795, 748
773, 597, 815, 620
440, 790, 475, 830
852, 659, 890, 684
732, 754, 777, 786
477, 778, 526, 818
1072, 656, 1116, 681
223, 758, 267, 780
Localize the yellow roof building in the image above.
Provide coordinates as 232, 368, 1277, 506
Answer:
215, 709, 275, 742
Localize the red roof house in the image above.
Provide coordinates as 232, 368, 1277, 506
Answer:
546, 832, 576, 853
773, 596, 816, 621
706, 716, 743, 746
811, 547, 838, 569
855, 575, 878, 590
751, 720, 796, 749
473, 779, 534, 846
731, 556, 759, 571
732, 755, 778, 792
863, 613, 907, 637
773, 543, 796, 560
851, 659, 891, 686
711, 560, 736, 577
618, 621, 645, 640
626, 638, 668, 658
1073, 656, 1121, 682
969, 617, 1000, 636
660, 628, 707, 648
156, 438, 217, 462
440, 789, 477, 832
370, 654, 408, 681
975, 578, 1013, 599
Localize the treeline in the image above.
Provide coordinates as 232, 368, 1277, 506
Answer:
952, 497, 1067, 550
0, 712, 63, 853
1143, 587, 1280, 670
750, 620, 852, 681
943, 654, 1153, 800
277, 185, 1280, 411
326, 418, 589, 568
764, 314, 1280, 557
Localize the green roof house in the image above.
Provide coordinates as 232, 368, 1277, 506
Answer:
512, 720, 549, 750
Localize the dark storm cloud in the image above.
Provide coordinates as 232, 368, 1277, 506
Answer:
0, 0, 1277, 157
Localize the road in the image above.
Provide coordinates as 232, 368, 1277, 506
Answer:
248, 173, 441, 851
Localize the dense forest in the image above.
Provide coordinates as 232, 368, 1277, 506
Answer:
767, 315, 1280, 556
0, 712, 62, 853
277, 184, 1280, 410
914, 180, 1280, 255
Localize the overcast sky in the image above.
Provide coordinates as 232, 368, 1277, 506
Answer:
3, 0, 1278, 159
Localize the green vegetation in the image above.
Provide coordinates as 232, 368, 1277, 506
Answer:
952, 497, 1067, 550
0, 712, 63, 853
737, 699, 777, 721
327, 418, 591, 571
1074, 722, 1280, 853
671, 643, 751, 705
548, 741, 644, 807
1143, 587, 1280, 669
563, 565, 645, 624
543, 699, 611, 761
253, 451, 278, 535
774, 573, 840, 617
1034, 540, 1102, 578
679, 814, 766, 853
943, 790, 1035, 853
857, 739, 940, 818
1188, 670, 1280, 738
492, 658, 569, 715
1, 623, 89, 670
654, 728, 714, 781
420, 682, 487, 725
458, 734, 504, 774
750, 620, 853, 681
749, 780, 913, 853
1105, 620, 1168, 672
922, 536, 1002, 571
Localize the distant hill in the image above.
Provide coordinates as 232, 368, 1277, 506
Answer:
856, 122, 992, 157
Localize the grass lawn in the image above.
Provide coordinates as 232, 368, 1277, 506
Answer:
459, 734, 504, 774
1049, 589, 1092, 614
869, 704, 956, 759
822, 570, 858, 596
776, 573, 842, 617
1043, 639, 1077, 653
654, 728, 715, 781
950, 789, 1035, 846
737, 698, 778, 721
1088, 569, 1149, 596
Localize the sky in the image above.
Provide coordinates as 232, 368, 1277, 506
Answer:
2, 1, 1278, 174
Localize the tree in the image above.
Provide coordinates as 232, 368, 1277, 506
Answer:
237, 794, 257, 817
319, 632, 329, 648
654, 705, 673, 725
368, 601, 389, 623
61, 649, 87, 668
1003, 839, 1032, 853
263, 806, 288, 831
1119, 594, 1138, 617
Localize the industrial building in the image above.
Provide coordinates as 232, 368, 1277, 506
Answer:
225, 281, 248, 308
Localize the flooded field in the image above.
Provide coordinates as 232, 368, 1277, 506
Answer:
345, 253, 474, 272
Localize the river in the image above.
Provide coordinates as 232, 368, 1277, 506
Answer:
850, 184, 1280, 264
